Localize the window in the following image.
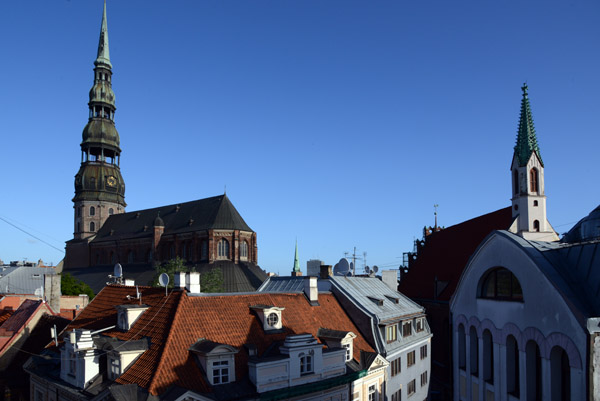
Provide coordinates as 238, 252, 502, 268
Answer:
470, 326, 478, 375
403, 321, 412, 337
391, 357, 401, 376
127, 250, 135, 263
368, 385, 377, 401
90, 222, 95, 232
90, 206, 96, 216
415, 318, 424, 332
483, 329, 494, 384
533, 200, 538, 206
513, 170, 519, 194
387, 325, 397, 342
343, 343, 352, 361
480, 267, 523, 301
77, 222, 80, 232
420, 344, 428, 360
69, 351, 76, 375
201, 241, 208, 260
530, 168, 539, 193
300, 354, 313, 375
109, 208, 114, 215
507, 335, 520, 397
212, 360, 229, 384
391, 389, 402, 401
217, 238, 229, 259
533, 220, 540, 232
421, 371, 428, 386
550, 346, 570, 401
407, 350, 415, 367
77, 207, 82, 217
267, 312, 279, 326
458, 324, 466, 370
407, 379, 416, 396
240, 241, 248, 258
109, 357, 121, 380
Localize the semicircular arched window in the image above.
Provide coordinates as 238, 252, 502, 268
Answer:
479, 267, 523, 301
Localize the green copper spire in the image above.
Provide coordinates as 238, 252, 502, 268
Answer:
514, 83, 543, 167
292, 241, 301, 273
95, 0, 111, 68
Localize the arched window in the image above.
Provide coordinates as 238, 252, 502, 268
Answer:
458, 324, 466, 370
469, 326, 478, 376
479, 267, 523, 301
240, 241, 248, 259
533, 220, 540, 232
109, 208, 114, 215
513, 170, 519, 194
218, 239, 229, 259
526, 340, 542, 401
483, 329, 494, 384
90, 206, 96, 216
90, 221, 95, 232
77, 207, 82, 217
90, 177, 96, 188
300, 353, 313, 375
530, 168, 539, 193
201, 241, 208, 261
76, 222, 81, 233
506, 335, 519, 397
550, 346, 570, 401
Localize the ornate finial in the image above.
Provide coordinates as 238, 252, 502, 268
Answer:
521, 82, 528, 96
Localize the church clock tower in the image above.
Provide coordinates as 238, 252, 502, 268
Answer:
73, 1, 126, 241
508, 84, 558, 241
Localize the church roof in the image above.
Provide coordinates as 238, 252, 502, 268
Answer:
562, 204, 600, 243
93, 194, 253, 242
398, 207, 512, 301
514, 84, 543, 167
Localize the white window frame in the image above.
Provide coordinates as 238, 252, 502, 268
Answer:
212, 360, 230, 384
109, 356, 121, 380
386, 324, 397, 343
300, 354, 313, 375
407, 379, 416, 396
343, 343, 352, 361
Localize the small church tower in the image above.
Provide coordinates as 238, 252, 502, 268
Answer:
508, 84, 558, 241
72, 1, 126, 241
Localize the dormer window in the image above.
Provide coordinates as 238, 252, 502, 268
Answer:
317, 328, 357, 362
386, 324, 398, 343
300, 353, 313, 375
402, 321, 412, 337
109, 356, 121, 380
189, 339, 238, 386
115, 304, 149, 331
103, 337, 149, 381
250, 305, 285, 332
415, 317, 425, 333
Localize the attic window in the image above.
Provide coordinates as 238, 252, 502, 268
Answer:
189, 339, 239, 385
385, 295, 400, 304
115, 304, 149, 331
367, 296, 384, 306
267, 312, 279, 326
250, 305, 284, 332
32, 274, 41, 278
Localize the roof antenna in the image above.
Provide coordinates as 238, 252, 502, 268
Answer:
434, 204, 439, 230
224, 184, 226, 195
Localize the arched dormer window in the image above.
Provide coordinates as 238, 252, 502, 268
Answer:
218, 239, 229, 259
90, 206, 96, 216
479, 267, 523, 301
530, 168, 539, 193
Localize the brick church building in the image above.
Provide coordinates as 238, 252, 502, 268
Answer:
64, 3, 266, 293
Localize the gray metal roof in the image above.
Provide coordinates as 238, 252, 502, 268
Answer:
329, 276, 424, 321
0, 265, 57, 295
257, 276, 305, 292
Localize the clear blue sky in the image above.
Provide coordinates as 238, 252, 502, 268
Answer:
1, 0, 599, 275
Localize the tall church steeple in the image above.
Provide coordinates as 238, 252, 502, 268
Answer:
291, 241, 302, 276
508, 84, 558, 241
72, 1, 126, 241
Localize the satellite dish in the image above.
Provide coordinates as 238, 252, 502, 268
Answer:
333, 258, 350, 276
158, 273, 169, 287
365, 266, 370, 273
373, 265, 379, 273
114, 263, 123, 278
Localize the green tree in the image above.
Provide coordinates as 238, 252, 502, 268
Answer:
151, 257, 189, 288
201, 267, 224, 293
61, 273, 95, 300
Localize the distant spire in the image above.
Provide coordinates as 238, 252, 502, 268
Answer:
95, 0, 112, 68
514, 83, 542, 166
292, 240, 301, 273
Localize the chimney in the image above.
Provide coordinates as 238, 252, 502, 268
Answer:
174, 272, 186, 290
320, 265, 332, 279
303, 276, 318, 305
186, 272, 201, 293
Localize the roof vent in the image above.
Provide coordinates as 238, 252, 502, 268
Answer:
367, 296, 384, 306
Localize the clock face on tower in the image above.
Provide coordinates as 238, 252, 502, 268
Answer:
106, 176, 117, 187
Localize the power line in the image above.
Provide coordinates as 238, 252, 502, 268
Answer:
0, 216, 64, 254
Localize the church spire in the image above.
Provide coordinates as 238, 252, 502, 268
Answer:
95, 0, 111, 68
514, 83, 542, 167
291, 241, 302, 276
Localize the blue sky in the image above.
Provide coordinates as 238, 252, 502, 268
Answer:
1, 0, 599, 275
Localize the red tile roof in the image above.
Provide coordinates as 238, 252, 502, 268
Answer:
59, 285, 374, 396
398, 207, 512, 301
0, 299, 43, 336
0, 310, 13, 325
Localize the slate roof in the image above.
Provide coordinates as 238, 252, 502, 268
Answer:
398, 207, 512, 301
0, 265, 57, 295
36, 285, 374, 398
66, 260, 267, 294
92, 194, 252, 243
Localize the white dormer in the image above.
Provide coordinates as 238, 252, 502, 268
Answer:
104, 338, 149, 381
189, 339, 239, 385
317, 328, 357, 362
60, 329, 100, 389
115, 304, 149, 331
250, 305, 285, 331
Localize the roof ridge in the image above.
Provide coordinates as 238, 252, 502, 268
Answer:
147, 290, 187, 395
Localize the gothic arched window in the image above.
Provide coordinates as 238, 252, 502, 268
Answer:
90, 206, 96, 216
530, 168, 539, 193
240, 241, 248, 258
479, 267, 523, 301
217, 239, 229, 259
